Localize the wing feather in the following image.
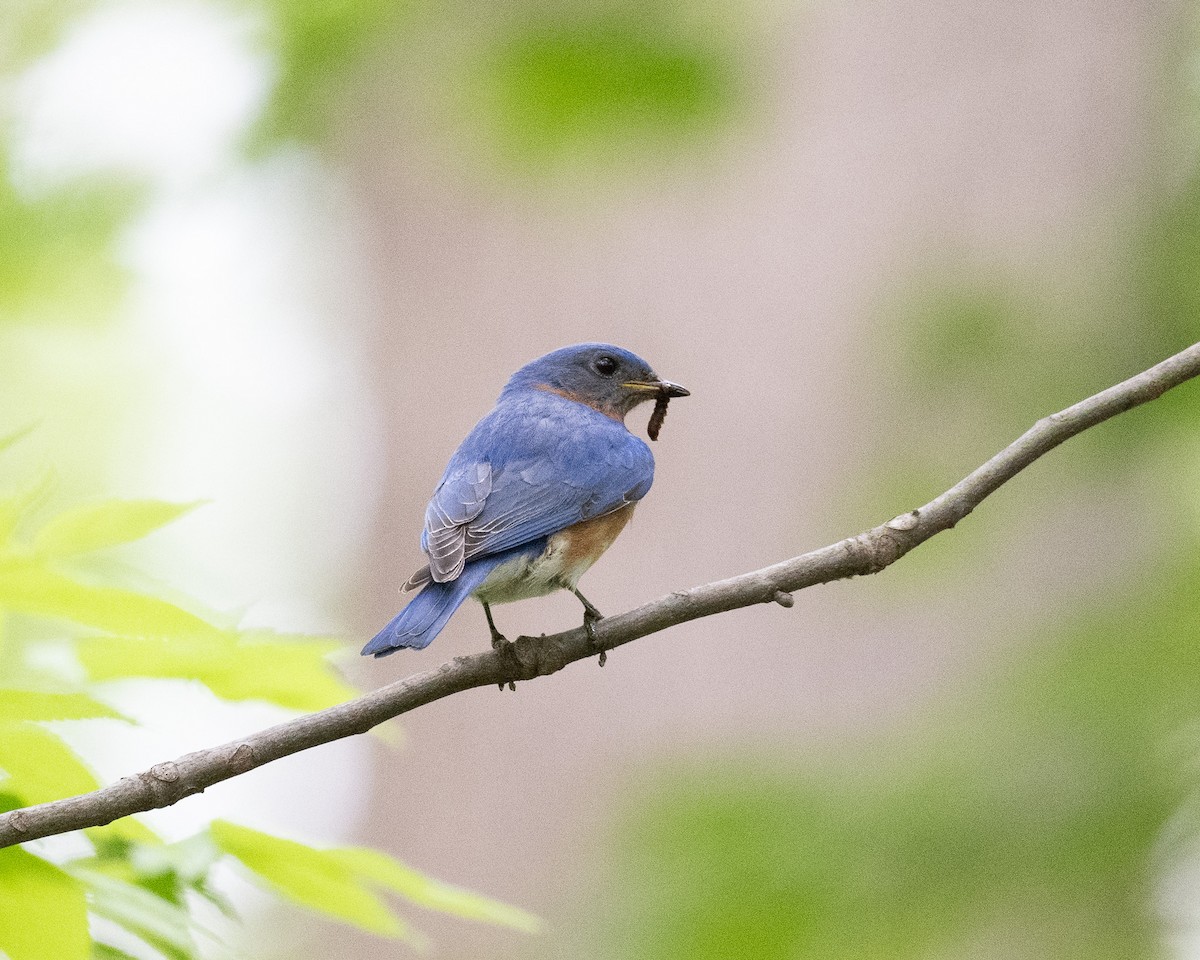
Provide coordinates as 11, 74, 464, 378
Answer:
423, 461, 493, 581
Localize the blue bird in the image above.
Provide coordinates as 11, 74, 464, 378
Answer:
363, 343, 689, 659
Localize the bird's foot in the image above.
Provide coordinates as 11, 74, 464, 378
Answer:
482, 602, 517, 689
490, 632, 518, 692
583, 610, 607, 667
571, 588, 607, 667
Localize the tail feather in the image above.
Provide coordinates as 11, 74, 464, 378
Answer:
363, 552, 508, 657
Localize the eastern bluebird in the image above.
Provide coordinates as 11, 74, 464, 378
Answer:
362, 343, 688, 658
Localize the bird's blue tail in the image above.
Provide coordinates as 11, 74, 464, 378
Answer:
362, 552, 511, 657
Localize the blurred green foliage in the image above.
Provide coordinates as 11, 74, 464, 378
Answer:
1, 0, 144, 328
1, 0, 92, 71
247, 0, 413, 149
1, 0, 747, 323
1138, 167, 1200, 355
608, 554, 1200, 959
246, 0, 745, 173
473, 10, 739, 168
0, 434, 539, 958
0, 846, 90, 960
212, 820, 540, 945
844, 175, 1200, 572
0, 159, 139, 326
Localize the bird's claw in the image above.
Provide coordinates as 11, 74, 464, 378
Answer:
583, 611, 607, 667
490, 633, 518, 691
569, 587, 607, 667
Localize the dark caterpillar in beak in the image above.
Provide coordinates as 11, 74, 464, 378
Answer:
647, 395, 670, 441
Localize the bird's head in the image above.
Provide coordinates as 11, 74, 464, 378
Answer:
503, 343, 689, 423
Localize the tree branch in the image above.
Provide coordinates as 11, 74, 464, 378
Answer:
3, 342, 1199, 849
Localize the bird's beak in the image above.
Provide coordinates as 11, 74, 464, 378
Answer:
624, 378, 691, 398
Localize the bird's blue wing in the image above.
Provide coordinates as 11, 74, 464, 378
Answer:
419, 396, 655, 583
421, 460, 491, 581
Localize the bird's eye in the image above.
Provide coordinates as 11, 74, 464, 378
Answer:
593, 355, 618, 377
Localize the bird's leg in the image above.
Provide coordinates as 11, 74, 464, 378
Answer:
571, 588, 607, 667
482, 602, 517, 692
483, 601, 506, 648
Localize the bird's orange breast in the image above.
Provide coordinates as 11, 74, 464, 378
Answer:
553, 503, 637, 574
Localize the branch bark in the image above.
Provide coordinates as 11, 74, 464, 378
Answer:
3, 341, 1199, 849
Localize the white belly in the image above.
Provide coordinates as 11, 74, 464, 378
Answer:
473, 536, 583, 605
471, 505, 635, 606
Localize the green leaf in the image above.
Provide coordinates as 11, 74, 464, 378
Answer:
91, 944, 142, 960
184, 631, 354, 710
0, 789, 25, 814
33, 499, 203, 557
0, 470, 54, 546
0, 847, 90, 960
330, 846, 542, 933
0, 559, 218, 639
210, 820, 415, 940
0, 688, 127, 723
76, 631, 355, 711
86, 817, 163, 851
124, 832, 219, 889
0, 423, 36, 457
71, 866, 196, 960
0, 721, 97, 804
194, 876, 239, 920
